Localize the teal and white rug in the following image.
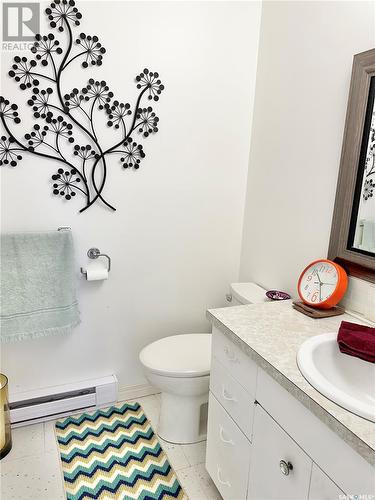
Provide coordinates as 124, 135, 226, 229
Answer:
55, 402, 187, 499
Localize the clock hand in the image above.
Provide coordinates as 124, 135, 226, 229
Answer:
314, 275, 323, 301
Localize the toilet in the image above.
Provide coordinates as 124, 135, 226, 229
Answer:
139, 282, 267, 444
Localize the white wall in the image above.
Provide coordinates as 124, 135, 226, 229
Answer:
1, 1, 261, 395
240, 1, 375, 305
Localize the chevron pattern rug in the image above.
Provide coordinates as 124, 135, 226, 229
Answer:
55, 402, 186, 500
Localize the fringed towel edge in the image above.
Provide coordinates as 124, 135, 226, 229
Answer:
0, 318, 81, 343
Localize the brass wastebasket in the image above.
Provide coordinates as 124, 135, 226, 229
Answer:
0, 374, 12, 460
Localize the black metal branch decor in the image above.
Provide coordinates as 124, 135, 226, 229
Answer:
0, 0, 164, 213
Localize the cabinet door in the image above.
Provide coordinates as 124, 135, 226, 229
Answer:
309, 464, 345, 500
248, 404, 312, 500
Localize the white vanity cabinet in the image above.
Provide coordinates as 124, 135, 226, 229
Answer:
206, 326, 374, 500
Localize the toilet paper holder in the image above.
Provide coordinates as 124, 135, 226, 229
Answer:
80, 247, 111, 278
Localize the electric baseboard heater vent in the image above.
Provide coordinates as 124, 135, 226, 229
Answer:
9, 375, 118, 426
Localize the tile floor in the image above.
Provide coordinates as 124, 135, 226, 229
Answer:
0, 394, 222, 500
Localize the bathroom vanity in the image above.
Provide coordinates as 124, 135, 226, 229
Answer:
206, 301, 375, 500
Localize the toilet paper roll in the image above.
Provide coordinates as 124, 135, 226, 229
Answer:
85, 264, 108, 281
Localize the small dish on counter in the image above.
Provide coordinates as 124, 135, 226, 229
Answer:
266, 290, 291, 301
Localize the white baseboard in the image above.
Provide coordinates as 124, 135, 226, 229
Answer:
117, 383, 160, 402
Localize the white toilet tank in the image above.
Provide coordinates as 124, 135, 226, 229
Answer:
227, 282, 268, 306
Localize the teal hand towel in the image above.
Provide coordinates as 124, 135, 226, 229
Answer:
0, 231, 80, 342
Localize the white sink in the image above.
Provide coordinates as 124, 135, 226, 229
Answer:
297, 333, 375, 422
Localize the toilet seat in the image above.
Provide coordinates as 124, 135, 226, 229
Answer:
140, 333, 211, 378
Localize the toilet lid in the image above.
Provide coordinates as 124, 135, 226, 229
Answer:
140, 334, 211, 378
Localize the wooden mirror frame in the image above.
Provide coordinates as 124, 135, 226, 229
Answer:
328, 48, 375, 283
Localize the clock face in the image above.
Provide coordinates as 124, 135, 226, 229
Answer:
299, 260, 338, 304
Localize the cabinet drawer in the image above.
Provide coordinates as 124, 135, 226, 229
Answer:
212, 327, 258, 395
248, 404, 312, 500
206, 392, 251, 500
210, 356, 254, 440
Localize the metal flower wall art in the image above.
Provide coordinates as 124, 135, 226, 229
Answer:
363, 107, 375, 202
0, 0, 164, 213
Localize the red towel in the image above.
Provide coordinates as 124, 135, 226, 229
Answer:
337, 321, 375, 363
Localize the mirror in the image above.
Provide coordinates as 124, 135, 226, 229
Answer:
347, 76, 375, 256
328, 49, 375, 282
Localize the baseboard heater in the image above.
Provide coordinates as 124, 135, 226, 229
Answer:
9, 375, 118, 426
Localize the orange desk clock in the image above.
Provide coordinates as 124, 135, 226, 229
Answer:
297, 259, 348, 310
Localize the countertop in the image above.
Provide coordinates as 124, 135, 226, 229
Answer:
207, 300, 375, 466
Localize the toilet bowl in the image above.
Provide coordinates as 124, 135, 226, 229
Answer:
140, 333, 211, 444
139, 282, 267, 444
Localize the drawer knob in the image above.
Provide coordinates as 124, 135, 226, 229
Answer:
279, 460, 293, 476
226, 294, 232, 302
